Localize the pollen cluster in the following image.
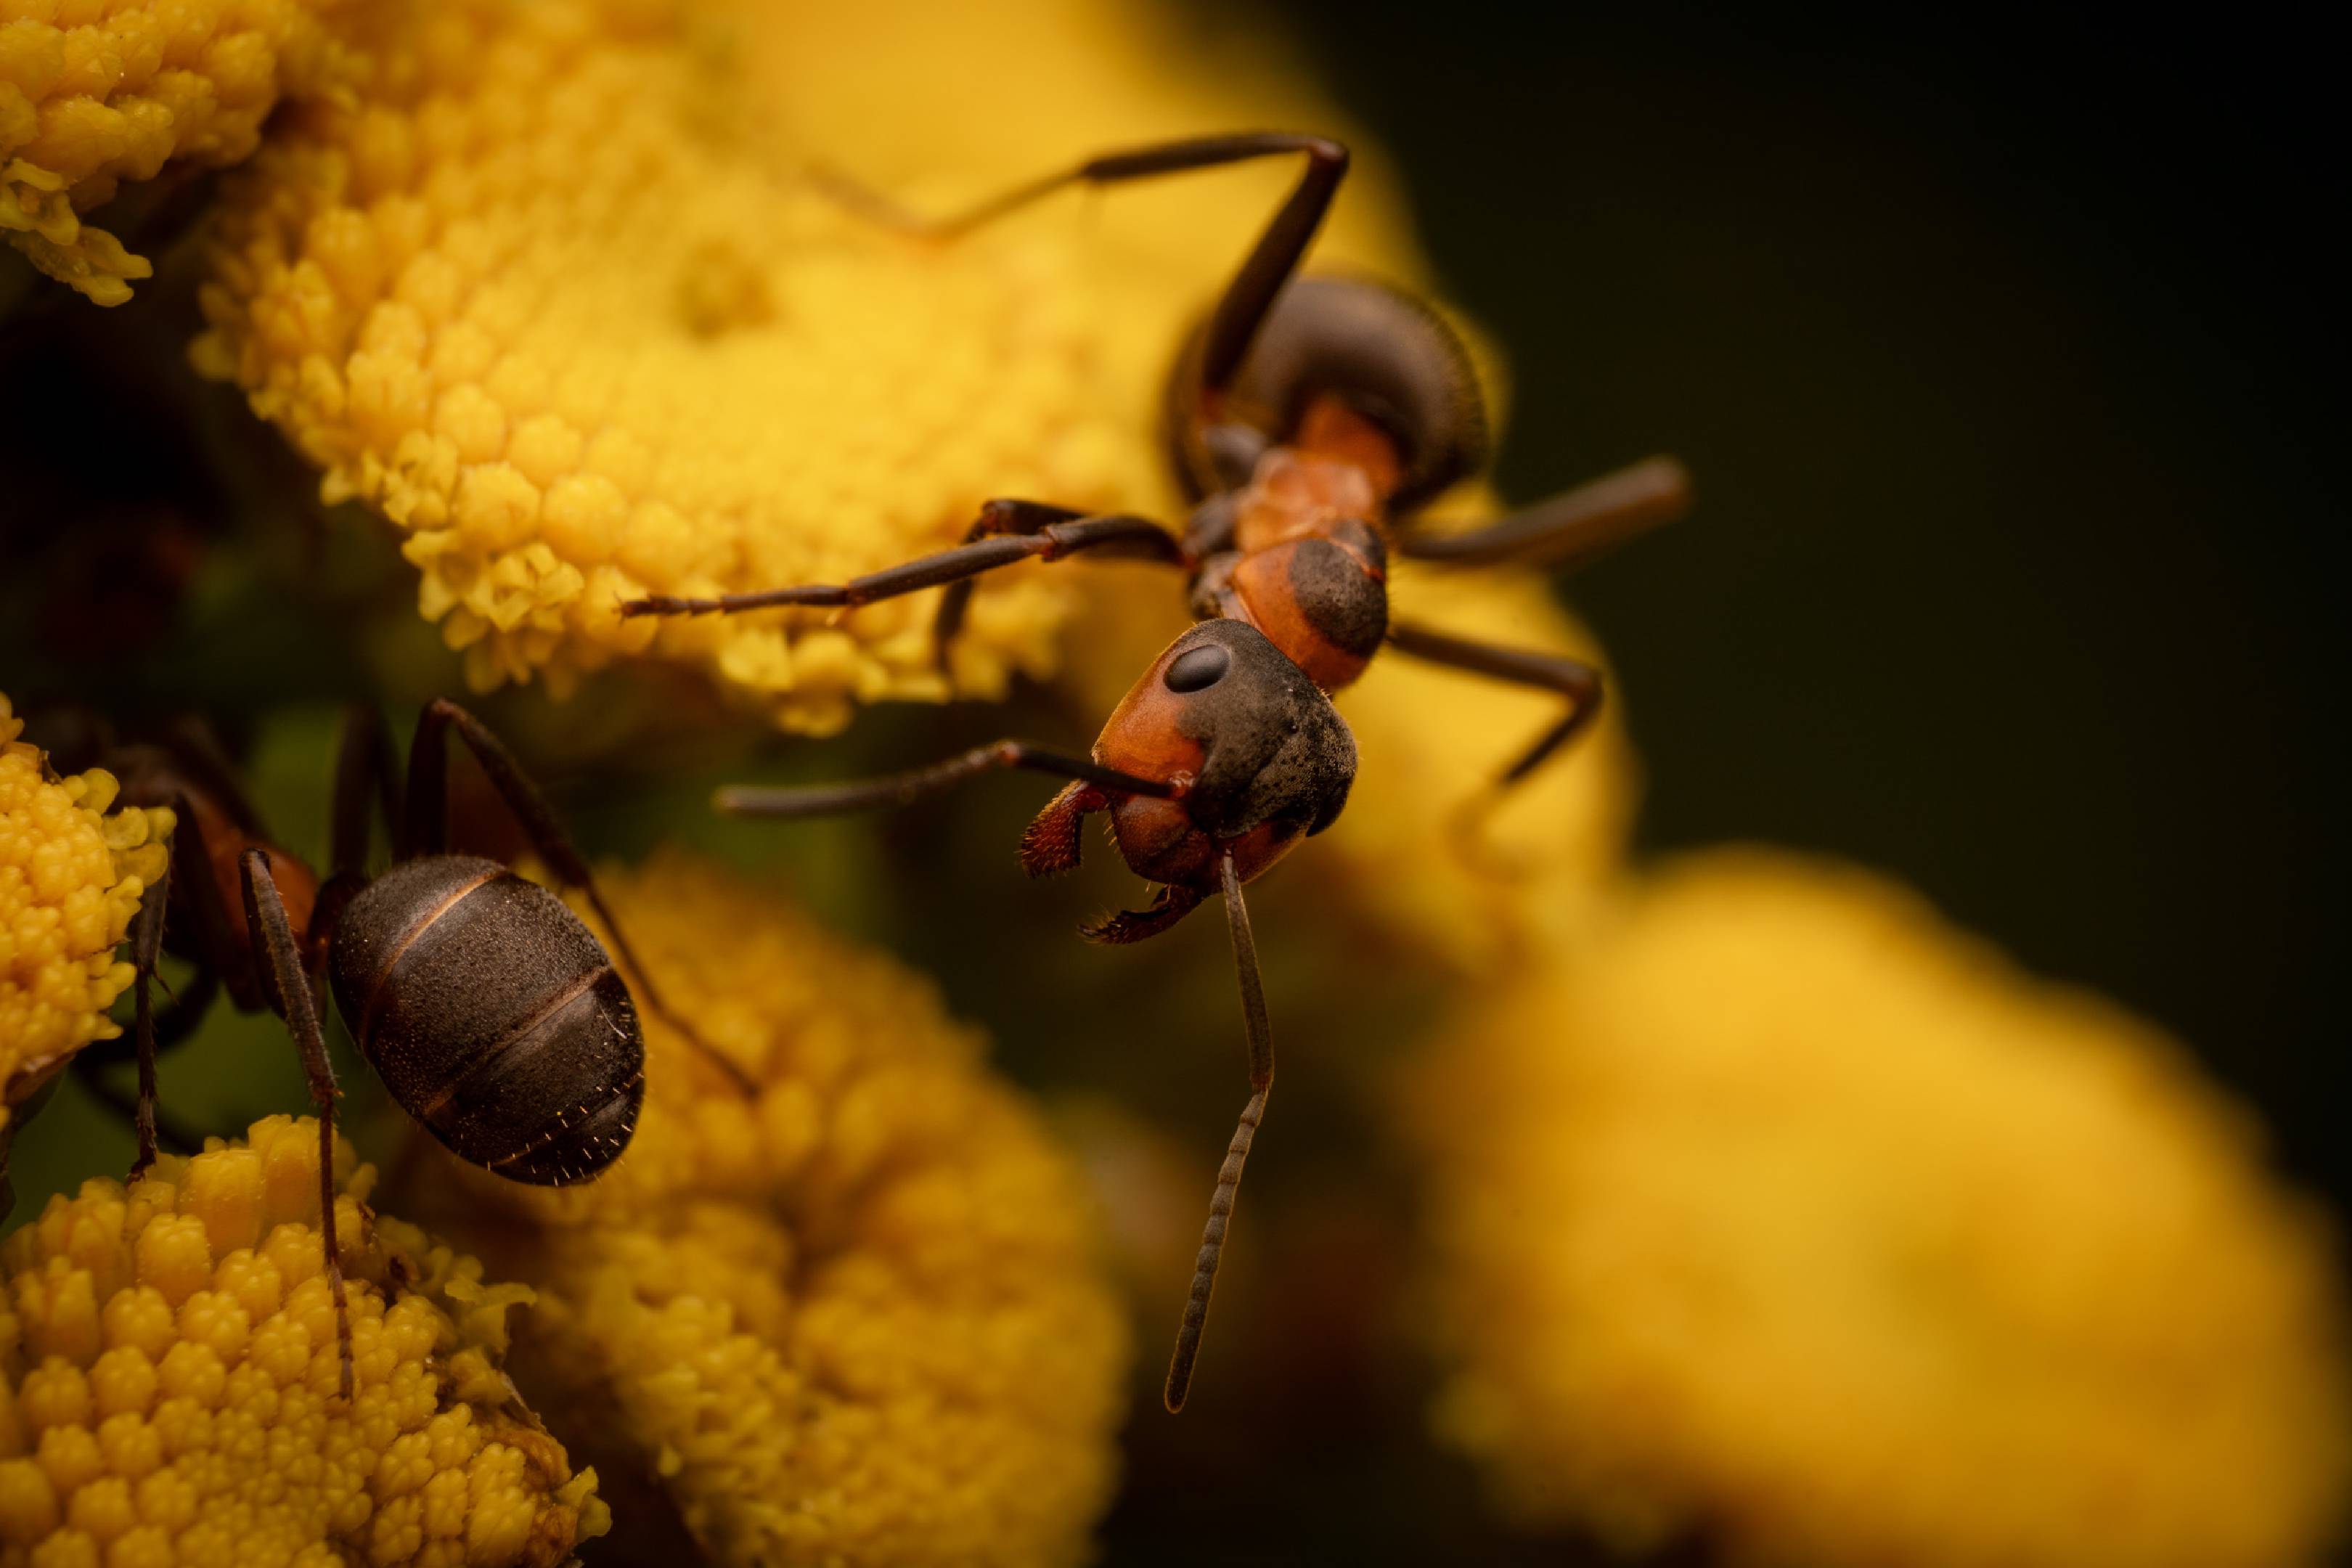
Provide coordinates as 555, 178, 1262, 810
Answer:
189, 0, 1151, 732
0, 1115, 608, 1568
0, 693, 172, 1140
401, 849, 1128, 1568
1414, 850, 2352, 1568
0, 0, 364, 305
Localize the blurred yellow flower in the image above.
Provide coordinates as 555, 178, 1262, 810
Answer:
401, 848, 1128, 1567
1414, 849, 2351, 1568
0, 692, 172, 1146
0, 1114, 607, 1568
1, 0, 363, 305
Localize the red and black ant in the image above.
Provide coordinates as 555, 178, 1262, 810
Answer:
620, 134, 1691, 1410
12, 700, 751, 1398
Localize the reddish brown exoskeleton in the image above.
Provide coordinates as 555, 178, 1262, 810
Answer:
621, 134, 1691, 1410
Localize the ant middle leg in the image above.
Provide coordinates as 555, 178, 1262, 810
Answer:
618, 507, 1182, 629
400, 699, 759, 1095
1395, 455, 1694, 570
75, 865, 210, 1174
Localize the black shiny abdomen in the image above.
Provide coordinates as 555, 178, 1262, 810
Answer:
327, 856, 644, 1185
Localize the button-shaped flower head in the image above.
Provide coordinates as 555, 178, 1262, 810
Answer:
0, 1115, 608, 1567
399, 849, 1130, 1568
1, 0, 365, 303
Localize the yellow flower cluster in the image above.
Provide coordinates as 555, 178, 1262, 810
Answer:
1, 0, 362, 305
1414, 849, 2352, 1568
401, 849, 1128, 1567
191, 0, 1154, 732
0, 1115, 608, 1568
0, 692, 172, 1144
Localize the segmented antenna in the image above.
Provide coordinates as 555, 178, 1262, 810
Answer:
1165, 853, 1274, 1413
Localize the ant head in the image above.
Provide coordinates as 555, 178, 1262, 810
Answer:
1099, 618, 1357, 850
1167, 274, 1490, 512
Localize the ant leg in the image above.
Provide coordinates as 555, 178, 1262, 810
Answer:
1165, 852, 1273, 1414
931, 502, 1188, 670
618, 510, 1181, 623
239, 848, 353, 1404
126, 859, 170, 1175
146, 964, 220, 1052
1387, 621, 1605, 793
330, 704, 399, 881
316, 705, 399, 1003
71, 1058, 205, 1160
1396, 455, 1694, 569
716, 740, 1178, 820
74, 867, 209, 1169
825, 133, 1346, 399
401, 700, 759, 1096
1080, 883, 1206, 945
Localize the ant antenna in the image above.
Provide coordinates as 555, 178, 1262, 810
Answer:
1165, 852, 1273, 1413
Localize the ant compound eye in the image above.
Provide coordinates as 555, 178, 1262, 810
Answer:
1164, 643, 1232, 693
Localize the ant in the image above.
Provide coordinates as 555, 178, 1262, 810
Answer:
17, 699, 752, 1399
620, 133, 1691, 1410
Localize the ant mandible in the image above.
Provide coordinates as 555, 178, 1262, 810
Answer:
619, 133, 1692, 1410
30, 700, 754, 1400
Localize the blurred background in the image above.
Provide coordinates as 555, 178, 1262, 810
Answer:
1238, 0, 2345, 1203
2, 1, 2341, 1562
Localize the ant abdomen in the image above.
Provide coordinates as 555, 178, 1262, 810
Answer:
329, 856, 645, 1186
1168, 274, 1490, 510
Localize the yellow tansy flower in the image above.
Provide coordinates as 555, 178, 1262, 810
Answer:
190, 0, 1159, 732
187, 0, 1450, 735
0, 0, 364, 305
1413, 849, 2352, 1568
0, 1115, 608, 1568
0, 692, 172, 1149
399, 849, 1128, 1567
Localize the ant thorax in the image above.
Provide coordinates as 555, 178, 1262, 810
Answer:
1230, 446, 1388, 554
1185, 443, 1393, 695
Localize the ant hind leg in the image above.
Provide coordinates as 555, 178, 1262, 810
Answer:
239, 849, 354, 1403
1385, 621, 1608, 869
403, 700, 760, 1096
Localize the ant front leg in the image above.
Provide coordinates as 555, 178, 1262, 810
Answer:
618, 505, 1183, 633
239, 849, 354, 1403
401, 699, 759, 1095
931, 501, 1191, 669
